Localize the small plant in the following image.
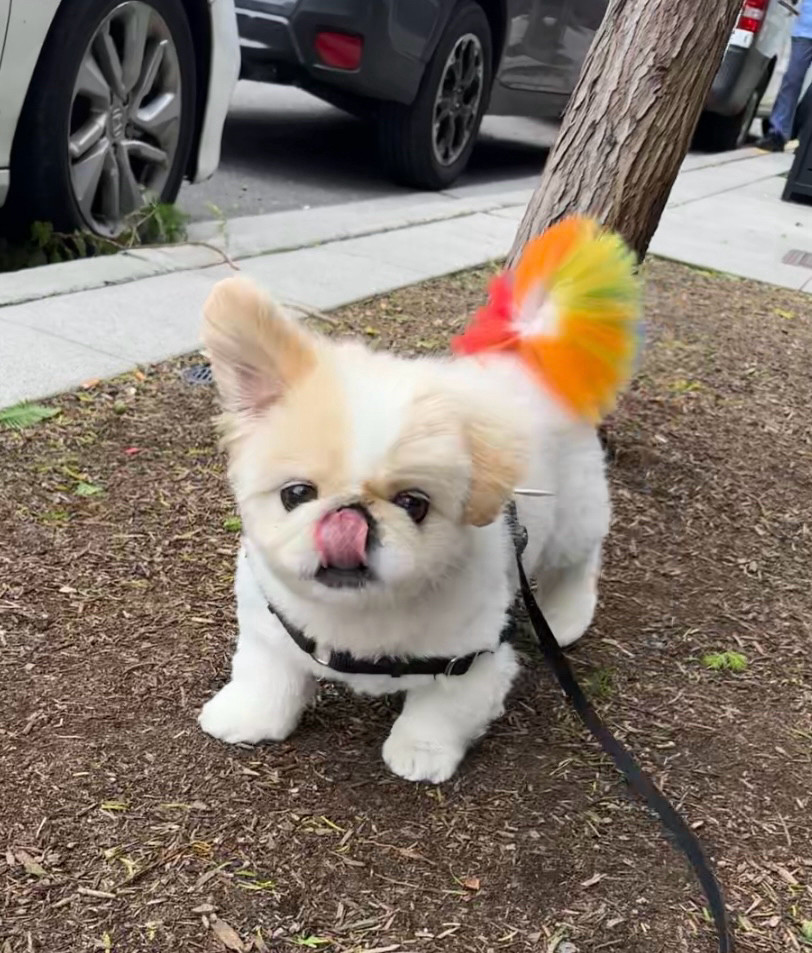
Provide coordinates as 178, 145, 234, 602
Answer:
701, 651, 748, 673
75, 481, 104, 498
206, 201, 229, 246
584, 666, 614, 699
0, 402, 60, 430
135, 200, 188, 245
40, 510, 70, 525
223, 516, 242, 533
0, 200, 188, 273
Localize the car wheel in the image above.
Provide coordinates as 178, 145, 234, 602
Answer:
9, 0, 196, 237
694, 71, 769, 153
377, 1, 492, 190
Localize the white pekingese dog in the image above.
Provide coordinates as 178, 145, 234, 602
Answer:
198, 276, 610, 783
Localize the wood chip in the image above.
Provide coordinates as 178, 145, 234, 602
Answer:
580, 872, 605, 888
211, 919, 245, 951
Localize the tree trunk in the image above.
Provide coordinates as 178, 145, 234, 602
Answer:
508, 0, 745, 264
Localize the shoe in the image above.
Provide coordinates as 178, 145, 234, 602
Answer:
755, 131, 785, 152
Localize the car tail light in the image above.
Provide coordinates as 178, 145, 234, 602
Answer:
737, 0, 769, 34
314, 31, 363, 70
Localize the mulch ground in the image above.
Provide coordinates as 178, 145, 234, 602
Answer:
1, 258, 811, 953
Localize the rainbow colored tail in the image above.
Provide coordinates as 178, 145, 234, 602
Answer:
452, 217, 641, 422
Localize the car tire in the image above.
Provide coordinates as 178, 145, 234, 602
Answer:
694, 68, 770, 153
7, 0, 196, 237
377, 1, 493, 190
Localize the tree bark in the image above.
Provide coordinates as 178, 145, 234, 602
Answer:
508, 0, 745, 264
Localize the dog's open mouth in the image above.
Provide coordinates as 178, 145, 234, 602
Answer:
315, 565, 372, 589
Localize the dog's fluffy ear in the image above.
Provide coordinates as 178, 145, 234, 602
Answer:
462, 399, 529, 527
202, 276, 316, 417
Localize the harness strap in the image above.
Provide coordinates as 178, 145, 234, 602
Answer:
268, 598, 513, 678
516, 555, 733, 953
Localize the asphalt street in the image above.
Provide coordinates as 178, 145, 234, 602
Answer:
177, 81, 557, 223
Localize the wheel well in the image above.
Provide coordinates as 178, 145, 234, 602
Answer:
179, 0, 211, 179
475, 0, 507, 71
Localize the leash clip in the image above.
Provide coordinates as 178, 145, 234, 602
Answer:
444, 656, 464, 677
310, 648, 332, 667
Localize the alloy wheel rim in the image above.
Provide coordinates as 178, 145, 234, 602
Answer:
68, 1, 182, 236
432, 33, 484, 167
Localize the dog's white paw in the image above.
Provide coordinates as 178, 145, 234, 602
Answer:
542, 595, 596, 648
382, 730, 464, 784
198, 681, 303, 744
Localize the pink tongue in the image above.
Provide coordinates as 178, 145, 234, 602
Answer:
315, 509, 368, 569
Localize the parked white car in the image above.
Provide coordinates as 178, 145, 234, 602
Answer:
0, 0, 239, 236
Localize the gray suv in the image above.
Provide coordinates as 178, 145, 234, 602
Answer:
236, 0, 794, 189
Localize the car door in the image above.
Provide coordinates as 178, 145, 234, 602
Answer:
498, 0, 571, 94
558, 0, 611, 94
0, 0, 10, 61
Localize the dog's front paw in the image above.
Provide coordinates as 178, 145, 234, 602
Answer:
198, 681, 303, 744
382, 729, 464, 784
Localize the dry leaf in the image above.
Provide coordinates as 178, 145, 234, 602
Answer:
211, 919, 245, 951
16, 850, 47, 877
81, 378, 101, 389
462, 876, 481, 891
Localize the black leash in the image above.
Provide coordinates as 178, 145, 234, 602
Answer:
249, 516, 733, 950
516, 556, 733, 953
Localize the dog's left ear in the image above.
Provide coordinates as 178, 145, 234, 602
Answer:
462, 402, 528, 527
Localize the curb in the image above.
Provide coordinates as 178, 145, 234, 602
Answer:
0, 183, 536, 309
0, 186, 532, 409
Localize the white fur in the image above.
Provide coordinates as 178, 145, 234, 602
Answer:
199, 335, 610, 784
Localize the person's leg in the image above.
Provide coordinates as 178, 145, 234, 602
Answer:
765, 37, 812, 145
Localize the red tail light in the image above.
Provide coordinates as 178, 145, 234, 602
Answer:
737, 0, 769, 34
314, 31, 363, 70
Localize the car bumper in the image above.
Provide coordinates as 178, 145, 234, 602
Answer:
235, 0, 424, 105
706, 44, 770, 117
192, 0, 241, 183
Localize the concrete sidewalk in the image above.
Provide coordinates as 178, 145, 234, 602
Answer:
0, 147, 808, 408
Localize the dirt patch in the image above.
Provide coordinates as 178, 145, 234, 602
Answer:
1, 259, 811, 953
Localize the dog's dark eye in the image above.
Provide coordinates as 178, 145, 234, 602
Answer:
280, 482, 318, 511
392, 490, 430, 524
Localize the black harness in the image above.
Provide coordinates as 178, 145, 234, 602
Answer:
261, 507, 734, 953
267, 595, 514, 678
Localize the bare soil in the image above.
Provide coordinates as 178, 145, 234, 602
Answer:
1, 258, 811, 953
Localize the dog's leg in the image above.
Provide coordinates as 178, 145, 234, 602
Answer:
382, 644, 518, 783
534, 545, 601, 648
199, 612, 315, 745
